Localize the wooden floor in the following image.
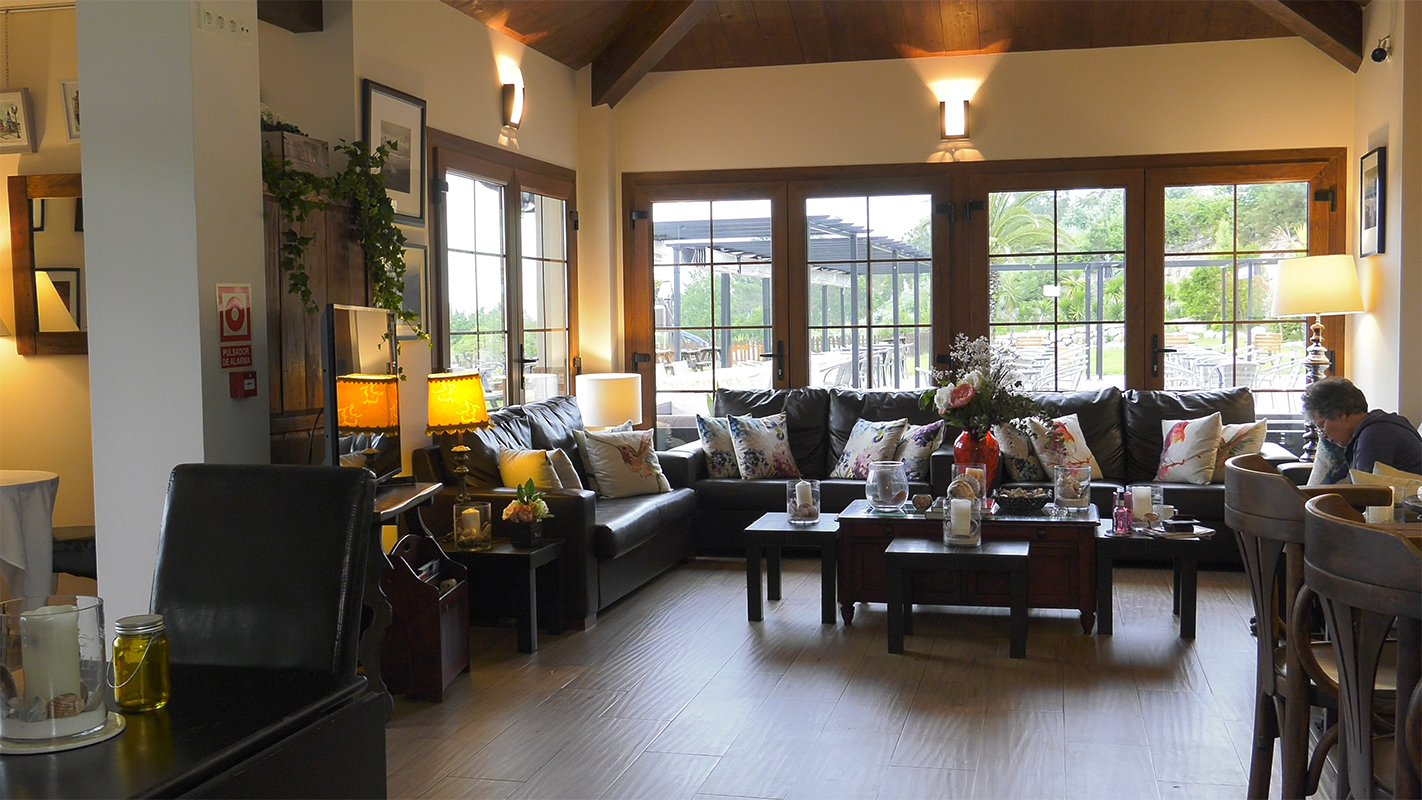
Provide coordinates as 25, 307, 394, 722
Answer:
386, 557, 1282, 799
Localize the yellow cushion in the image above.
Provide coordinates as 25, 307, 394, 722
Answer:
499, 448, 562, 490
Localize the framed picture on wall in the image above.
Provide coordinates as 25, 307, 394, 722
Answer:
397, 244, 427, 340
39, 267, 82, 328
31, 199, 45, 232
61, 80, 81, 142
1360, 146, 1385, 257
362, 80, 426, 227
0, 88, 38, 154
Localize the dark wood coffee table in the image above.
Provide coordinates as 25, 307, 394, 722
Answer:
1095, 519, 1215, 639
440, 538, 564, 653
836, 499, 1098, 632
745, 512, 840, 624
885, 538, 1030, 658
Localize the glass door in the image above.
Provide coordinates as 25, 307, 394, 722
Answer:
520, 190, 572, 402
444, 169, 510, 407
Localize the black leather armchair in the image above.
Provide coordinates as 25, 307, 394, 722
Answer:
152, 463, 375, 677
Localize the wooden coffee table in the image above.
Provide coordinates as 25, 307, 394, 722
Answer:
744, 513, 840, 624
1095, 519, 1215, 639
885, 538, 1030, 657
835, 499, 1098, 632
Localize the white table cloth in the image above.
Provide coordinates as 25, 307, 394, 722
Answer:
0, 470, 60, 599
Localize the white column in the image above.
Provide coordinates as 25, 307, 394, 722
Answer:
78, 0, 268, 624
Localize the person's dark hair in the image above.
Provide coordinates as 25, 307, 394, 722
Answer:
1302, 377, 1368, 420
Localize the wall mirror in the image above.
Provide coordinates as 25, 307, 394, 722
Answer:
8, 173, 85, 355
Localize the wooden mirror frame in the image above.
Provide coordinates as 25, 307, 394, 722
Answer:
8, 173, 85, 355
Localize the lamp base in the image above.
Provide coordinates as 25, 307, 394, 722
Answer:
1298, 314, 1332, 463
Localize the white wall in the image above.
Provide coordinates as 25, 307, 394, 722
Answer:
1350, 0, 1422, 422
0, 7, 94, 529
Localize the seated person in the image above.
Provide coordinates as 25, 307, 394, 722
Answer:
1302, 377, 1422, 477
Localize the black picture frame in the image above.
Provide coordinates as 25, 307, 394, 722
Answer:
397, 243, 427, 341
362, 79, 426, 227
1360, 146, 1385, 257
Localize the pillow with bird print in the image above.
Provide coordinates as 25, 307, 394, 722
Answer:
830, 418, 909, 479
582, 429, 671, 498
1028, 413, 1103, 479
1156, 413, 1223, 485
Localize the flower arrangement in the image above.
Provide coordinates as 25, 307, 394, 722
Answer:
920, 334, 1053, 439
502, 480, 552, 523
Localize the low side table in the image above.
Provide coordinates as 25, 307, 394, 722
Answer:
745, 513, 840, 624
1095, 520, 1214, 639
884, 538, 1030, 658
440, 539, 564, 653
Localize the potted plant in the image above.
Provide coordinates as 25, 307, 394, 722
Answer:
502, 480, 552, 548
920, 334, 1055, 491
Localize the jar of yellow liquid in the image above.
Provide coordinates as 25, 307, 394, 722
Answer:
112, 614, 170, 711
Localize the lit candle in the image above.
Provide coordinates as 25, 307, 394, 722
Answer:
1131, 486, 1152, 521
966, 468, 985, 492
949, 498, 972, 540
19, 605, 83, 707
796, 480, 814, 507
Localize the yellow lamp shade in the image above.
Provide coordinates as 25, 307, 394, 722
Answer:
1271, 254, 1365, 317
576, 373, 643, 428
426, 372, 490, 435
335, 374, 400, 433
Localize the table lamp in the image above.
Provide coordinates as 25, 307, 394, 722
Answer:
576, 373, 643, 429
1270, 254, 1365, 461
426, 372, 490, 504
335, 374, 400, 472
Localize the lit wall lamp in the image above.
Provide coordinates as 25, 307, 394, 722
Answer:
941, 99, 969, 140
502, 83, 524, 129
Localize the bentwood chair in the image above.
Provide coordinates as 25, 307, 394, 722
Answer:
1304, 494, 1421, 800
152, 463, 375, 678
1224, 454, 1394, 798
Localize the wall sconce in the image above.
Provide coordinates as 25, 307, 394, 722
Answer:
941, 99, 969, 140
502, 83, 524, 129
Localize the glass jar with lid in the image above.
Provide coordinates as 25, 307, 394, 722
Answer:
112, 614, 170, 712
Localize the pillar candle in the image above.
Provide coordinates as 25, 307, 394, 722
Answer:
460, 507, 482, 536
1131, 486, 1152, 520
949, 498, 972, 539
795, 480, 814, 507
19, 605, 83, 706
966, 468, 985, 491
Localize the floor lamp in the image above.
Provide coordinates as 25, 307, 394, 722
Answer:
1270, 254, 1364, 462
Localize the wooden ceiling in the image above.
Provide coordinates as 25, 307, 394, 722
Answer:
433, 0, 1365, 106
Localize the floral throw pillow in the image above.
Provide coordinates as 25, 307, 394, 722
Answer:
1029, 414, 1103, 479
994, 422, 1047, 482
1210, 420, 1267, 483
830, 418, 909, 479
895, 420, 946, 481
727, 413, 801, 479
1156, 413, 1223, 485
1307, 439, 1350, 486
696, 415, 740, 479
582, 429, 671, 498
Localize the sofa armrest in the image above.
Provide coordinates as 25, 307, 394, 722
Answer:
658, 441, 704, 488
1260, 441, 1298, 465
928, 441, 956, 497
1298, 484, 1395, 509
1277, 461, 1313, 486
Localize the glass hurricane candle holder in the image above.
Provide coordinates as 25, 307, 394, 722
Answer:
943, 497, 982, 547
787, 479, 820, 525
866, 461, 909, 512
453, 500, 493, 551
1, 595, 108, 743
952, 462, 988, 509
1052, 465, 1092, 514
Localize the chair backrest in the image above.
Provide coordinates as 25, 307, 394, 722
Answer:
152, 464, 375, 676
1225, 453, 1309, 539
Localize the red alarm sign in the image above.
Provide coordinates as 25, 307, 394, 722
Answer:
217, 284, 253, 369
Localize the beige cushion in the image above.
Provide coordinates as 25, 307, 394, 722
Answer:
583, 429, 671, 499
549, 449, 583, 490
1155, 413, 1223, 485
1211, 420, 1267, 483
572, 421, 632, 494
499, 448, 562, 490
1029, 413, 1103, 480
1350, 464, 1422, 500
727, 413, 801, 479
995, 422, 1047, 481
830, 418, 908, 479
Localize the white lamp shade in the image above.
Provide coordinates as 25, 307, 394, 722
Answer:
577, 373, 643, 428
1271, 254, 1365, 317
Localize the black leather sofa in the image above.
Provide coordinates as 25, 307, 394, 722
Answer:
665, 387, 956, 552
412, 396, 696, 629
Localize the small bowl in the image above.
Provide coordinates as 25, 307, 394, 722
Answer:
993, 488, 1052, 515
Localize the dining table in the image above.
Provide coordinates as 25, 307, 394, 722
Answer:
0, 470, 60, 599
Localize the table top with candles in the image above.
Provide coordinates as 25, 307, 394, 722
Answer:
837, 499, 1100, 525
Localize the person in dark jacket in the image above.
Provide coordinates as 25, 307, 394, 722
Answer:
1302, 377, 1422, 474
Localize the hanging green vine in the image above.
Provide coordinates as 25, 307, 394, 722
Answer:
262, 139, 426, 344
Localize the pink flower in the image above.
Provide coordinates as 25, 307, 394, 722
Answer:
948, 381, 976, 408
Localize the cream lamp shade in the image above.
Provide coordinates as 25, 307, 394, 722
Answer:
426, 372, 490, 435
1271, 254, 1365, 317
577, 373, 643, 428
335, 374, 400, 433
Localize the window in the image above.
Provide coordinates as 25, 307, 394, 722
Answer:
431, 133, 576, 409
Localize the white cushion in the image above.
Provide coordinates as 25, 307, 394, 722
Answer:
1155, 413, 1224, 485
727, 413, 801, 479
1029, 414, 1102, 480
549, 449, 583, 490
572, 421, 632, 494
1211, 420, 1267, 483
831, 418, 909, 479
895, 420, 946, 481
995, 422, 1047, 482
499, 448, 562, 490
582, 429, 671, 499
696, 415, 740, 478
1351, 463, 1422, 499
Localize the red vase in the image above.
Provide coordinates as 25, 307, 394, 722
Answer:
953, 429, 1000, 492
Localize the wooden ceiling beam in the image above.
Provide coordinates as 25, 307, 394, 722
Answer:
1247, 0, 1362, 71
256, 1, 323, 33
592, 0, 715, 107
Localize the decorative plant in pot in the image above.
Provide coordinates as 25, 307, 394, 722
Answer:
503, 480, 552, 548
260, 111, 425, 347
919, 334, 1056, 493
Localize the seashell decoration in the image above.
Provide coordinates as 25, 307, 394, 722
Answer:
0, 663, 16, 705
46, 692, 83, 719
946, 477, 978, 501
